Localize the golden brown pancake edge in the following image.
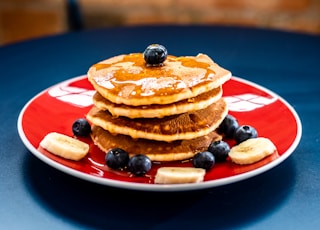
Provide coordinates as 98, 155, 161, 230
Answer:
93, 86, 223, 118
91, 125, 222, 162
87, 53, 231, 106
87, 98, 228, 142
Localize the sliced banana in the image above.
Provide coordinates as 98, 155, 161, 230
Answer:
40, 132, 89, 161
154, 167, 206, 184
229, 137, 277, 165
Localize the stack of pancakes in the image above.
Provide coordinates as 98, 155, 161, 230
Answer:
86, 52, 231, 162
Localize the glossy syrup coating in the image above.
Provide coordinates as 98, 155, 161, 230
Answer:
91, 54, 214, 98
87, 53, 231, 106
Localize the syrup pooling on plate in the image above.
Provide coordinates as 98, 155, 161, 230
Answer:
92, 53, 216, 99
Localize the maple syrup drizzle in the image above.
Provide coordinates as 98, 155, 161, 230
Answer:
92, 53, 216, 98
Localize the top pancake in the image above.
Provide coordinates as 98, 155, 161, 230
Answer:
88, 53, 231, 106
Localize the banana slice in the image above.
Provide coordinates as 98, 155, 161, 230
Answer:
229, 137, 277, 165
154, 167, 206, 184
40, 132, 89, 161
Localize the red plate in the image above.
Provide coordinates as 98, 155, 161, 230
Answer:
17, 75, 302, 191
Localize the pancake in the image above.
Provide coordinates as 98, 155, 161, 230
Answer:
86, 98, 228, 142
87, 53, 231, 106
93, 86, 222, 118
91, 125, 222, 162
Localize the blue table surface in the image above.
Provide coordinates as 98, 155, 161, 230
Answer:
0, 25, 319, 229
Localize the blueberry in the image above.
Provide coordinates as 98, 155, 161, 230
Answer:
234, 125, 258, 144
128, 154, 152, 176
208, 140, 230, 162
105, 148, 130, 170
219, 114, 239, 138
192, 151, 215, 171
72, 118, 91, 137
143, 44, 168, 66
